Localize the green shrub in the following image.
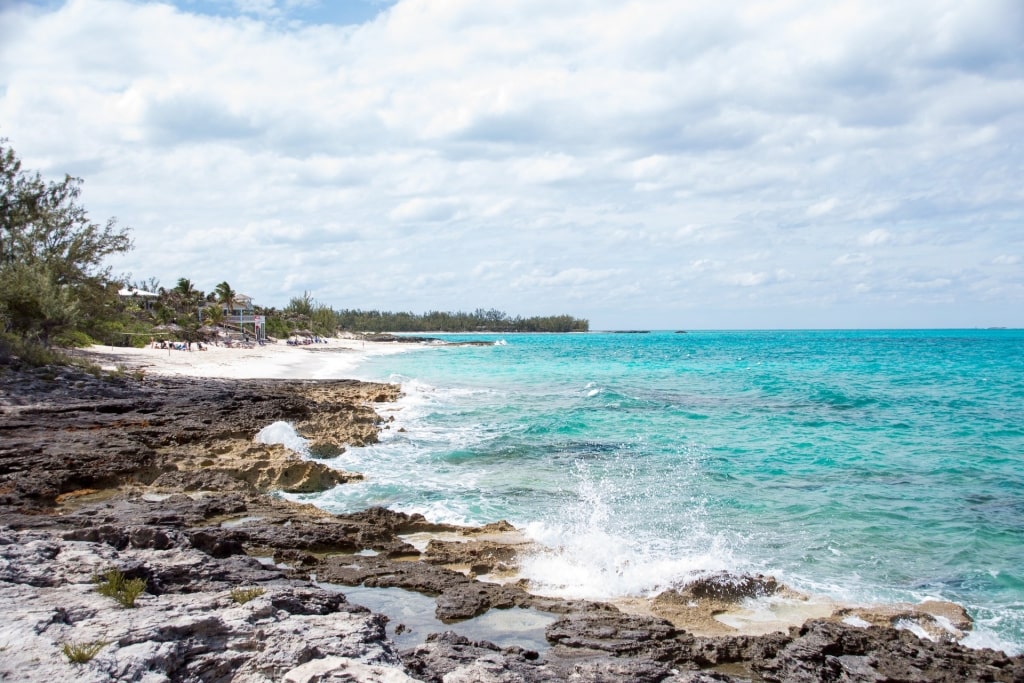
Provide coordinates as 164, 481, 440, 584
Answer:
54, 329, 96, 348
61, 640, 109, 664
230, 587, 265, 604
0, 334, 65, 367
95, 569, 146, 608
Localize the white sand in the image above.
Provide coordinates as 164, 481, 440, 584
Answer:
78, 337, 415, 380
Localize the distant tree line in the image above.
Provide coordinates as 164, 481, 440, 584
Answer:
331, 308, 588, 333
258, 297, 588, 337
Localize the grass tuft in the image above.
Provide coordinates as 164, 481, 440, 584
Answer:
95, 569, 147, 608
62, 640, 109, 664
230, 586, 266, 604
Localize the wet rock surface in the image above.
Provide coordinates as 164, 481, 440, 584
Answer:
2, 363, 1023, 681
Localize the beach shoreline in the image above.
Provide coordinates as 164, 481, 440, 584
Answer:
2, 343, 1021, 680
74, 340, 996, 637
75, 335, 415, 380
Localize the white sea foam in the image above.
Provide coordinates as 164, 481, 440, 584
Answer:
895, 618, 934, 641
285, 374, 501, 521
393, 501, 480, 527
714, 596, 836, 635
255, 421, 309, 456
518, 469, 737, 599
527, 549, 721, 599
520, 519, 736, 599
961, 626, 1023, 656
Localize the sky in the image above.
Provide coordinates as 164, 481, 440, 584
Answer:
1, 0, 1022, 329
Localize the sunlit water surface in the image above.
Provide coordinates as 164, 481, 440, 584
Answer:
278, 330, 1024, 653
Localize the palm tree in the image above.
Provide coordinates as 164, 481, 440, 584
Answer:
174, 277, 196, 298
214, 281, 236, 316
204, 304, 225, 326
170, 277, 202, 315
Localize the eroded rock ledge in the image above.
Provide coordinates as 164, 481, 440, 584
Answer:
1, 364, 1021, 682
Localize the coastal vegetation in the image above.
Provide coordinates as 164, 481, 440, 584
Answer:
261, 300, 589, 336
0, 140, 587, 363
331, 308, 587, 333
94, 569, 146, 608
124, 285, 588, 342
230, 586, 266, 604
0, 139, 131, 354
61, 640, 110, 664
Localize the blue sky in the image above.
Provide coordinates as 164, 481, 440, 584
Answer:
1, 0, 1022, 329
173, 0, 397, 25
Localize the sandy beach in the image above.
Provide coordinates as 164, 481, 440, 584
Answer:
78, 336, 415, 380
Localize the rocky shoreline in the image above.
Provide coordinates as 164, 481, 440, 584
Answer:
1, 362, 1022, 682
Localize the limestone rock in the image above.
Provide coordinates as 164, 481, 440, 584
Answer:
0, 530, 407, 683
282, 656, 417, 682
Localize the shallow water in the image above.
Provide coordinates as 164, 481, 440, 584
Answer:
322, 583, 555, 652
283, 330, 1024, 653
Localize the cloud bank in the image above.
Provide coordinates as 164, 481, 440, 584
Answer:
2, 0, 1022, 328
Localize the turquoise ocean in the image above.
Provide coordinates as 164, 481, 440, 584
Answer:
285, 330, 1024, 653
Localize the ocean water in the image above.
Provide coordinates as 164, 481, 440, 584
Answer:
283, 330, 1024, 653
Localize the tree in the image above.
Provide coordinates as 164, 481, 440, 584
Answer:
173, 277, 198, 302
0, 139, 131, 345
214, 281, 236, 314
285, 291, 315, 318
165, 277, 204, 316
203, 304, 225, 326
1, 143, 131, 287
310, 304, 338, 337
0, 261, 78, 345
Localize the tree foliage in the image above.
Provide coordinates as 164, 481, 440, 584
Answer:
0, 140, 132, 345
214, 281, 236, 311
333, 308, 588, 333
255, 297, 587, 337
0, 261, 78, 346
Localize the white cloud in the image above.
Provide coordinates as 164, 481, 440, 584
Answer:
859, 229, 893, 247
721, 271, 768, 287
388, 198, 460, 223
0, 0, 1021, 328
832, 253, 872, 267
512, 267, 620, 290
806, 198, 840, 218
